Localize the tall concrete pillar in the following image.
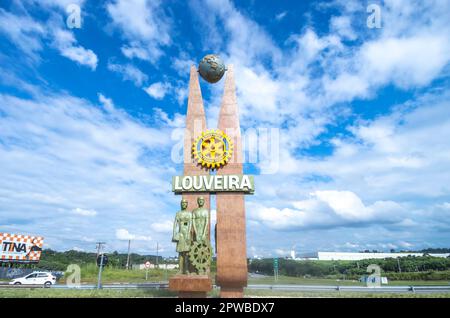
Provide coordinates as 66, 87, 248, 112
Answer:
183, 66, 210, 230
216, 65, 247, 297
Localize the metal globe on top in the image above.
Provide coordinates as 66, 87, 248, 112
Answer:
198, 54, 226, 83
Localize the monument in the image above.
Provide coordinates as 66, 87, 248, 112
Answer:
169, 55, 253, 298
172, 199, 192, 274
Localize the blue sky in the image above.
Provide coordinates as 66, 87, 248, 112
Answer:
1, 0, 450, 257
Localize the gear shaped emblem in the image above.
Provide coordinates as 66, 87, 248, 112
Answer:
189, 241, 212, 274
192, 129, 233, 169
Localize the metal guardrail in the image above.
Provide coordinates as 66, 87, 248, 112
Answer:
0, 284, 52, 289
0, 282, 169, 289
246, 284, 450, 293
51, 283, 170, 290
1, 283, 449, 293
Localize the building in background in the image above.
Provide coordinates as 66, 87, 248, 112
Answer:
134, 263, 178, 270
293, 251, 450, 261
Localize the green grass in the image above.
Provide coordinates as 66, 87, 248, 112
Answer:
0, 288, 176, 298
248, 275, 450, 286
0, 288, 449, 298
0, 265, 177, 285
65, 264, 177, 283
244, 289, 450, 298
249, 276, 365, 286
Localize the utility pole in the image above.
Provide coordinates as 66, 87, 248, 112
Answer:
126, 240, 131, 270
95, 242, 106, 289
96, 242, 105, 258
156, 242, 159, 269
97, 254, 104, 289
397, 258, 402, 273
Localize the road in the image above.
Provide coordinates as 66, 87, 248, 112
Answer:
1, 282, 450, 293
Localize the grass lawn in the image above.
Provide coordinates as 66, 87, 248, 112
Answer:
248, 276, 365, 286
248, 275, 450, 286
66, 264, 177, 284
0, 288, 176, 298
0, 288, 449, 298
244, 289, 450, 298
0, 265, 174, 285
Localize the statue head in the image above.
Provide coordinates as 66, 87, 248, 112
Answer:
181, 199, 188, 210
197, 196, 205, 207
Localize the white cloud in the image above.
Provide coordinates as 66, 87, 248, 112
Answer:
437, 203, 450, 210
107, 62, 148, 86
194, 0, 450, 141
359, 35, 450, 89
144, 82, 171, 99
107, 0, 171, 63
121, 44, 152, 61
0, 7, 98, 69
150, 221, 172, 234
248, 190, 404, 231
72, 207, 97, 217
30, 0, 86, 9
116, 228, 152, 241
0, 89, 174, 251
189, 1, 450, 254
2, 0, 450, 254
153, 108, 185, 128
330, 15, 356, 41
275, 11, 287, 21
398, 241, 414, 249
97, 93, 115, 112
171, 54, 196, 76
0, 9, 45, 62
52, 29, 98, 70
275, 249, 289, 256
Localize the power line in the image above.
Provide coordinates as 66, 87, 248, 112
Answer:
96, 242, 106, 258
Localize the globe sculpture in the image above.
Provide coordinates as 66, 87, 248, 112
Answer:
198, 54, 226, 83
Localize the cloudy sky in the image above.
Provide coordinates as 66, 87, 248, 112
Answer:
1, 0, 449, 257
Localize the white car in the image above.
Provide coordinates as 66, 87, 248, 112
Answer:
9, 272, 57, 286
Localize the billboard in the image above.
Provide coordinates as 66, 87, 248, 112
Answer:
0, 233, 44, 263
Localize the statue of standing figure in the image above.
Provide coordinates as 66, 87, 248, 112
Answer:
192, 196, 209, 242
172, 199, 192, 274
172, 197, 212, 275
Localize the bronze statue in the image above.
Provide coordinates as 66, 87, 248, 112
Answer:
188, 196, 212, 274
172, 199, 192, 274
172, 197, 212, 275
192, 196, 209, 242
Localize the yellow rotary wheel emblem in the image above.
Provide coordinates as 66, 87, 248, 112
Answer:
192, 129, 233, 169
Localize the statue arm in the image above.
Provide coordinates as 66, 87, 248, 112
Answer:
192, 213, 198, 240
202, 216, 208, 240
188, 217, 193, 242
172, 215, 179, 242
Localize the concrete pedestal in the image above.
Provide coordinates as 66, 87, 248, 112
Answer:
169, 275, 213, 298
216, 65, 248, 298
